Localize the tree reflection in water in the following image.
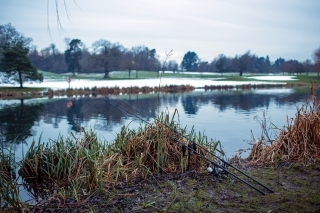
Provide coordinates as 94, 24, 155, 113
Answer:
0, 99, 44, 146
0, 88, 318, 149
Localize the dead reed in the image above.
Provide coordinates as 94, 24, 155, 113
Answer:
18, 129, 107, 205
0, 83, 306, 99
204, 83, 299, 91
102, 110, 215, 184
49, 85, 195, 97
8, 109, 220, 209
248, 83, 320, 165
0, 147, 23, 211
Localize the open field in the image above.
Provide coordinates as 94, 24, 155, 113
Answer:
38, 70, 320, 83
1, 71, 319, 99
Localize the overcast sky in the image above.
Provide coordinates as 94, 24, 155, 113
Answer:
0, 0, 319, 63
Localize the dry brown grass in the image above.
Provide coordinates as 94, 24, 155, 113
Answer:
101, 112, 212, 185
14, 110, 218, 210
248, 83, 320, 165
204, 83, 302, 91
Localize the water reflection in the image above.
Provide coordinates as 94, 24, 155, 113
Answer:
0, 88, 318, 157
0, 99, 43, 145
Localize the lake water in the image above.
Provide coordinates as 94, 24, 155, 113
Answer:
1, 86, 316, 161
1, 85, 318, 204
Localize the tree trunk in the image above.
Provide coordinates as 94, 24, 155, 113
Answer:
239, 71, 243, 76
103, 69, 110, 78
73, 59, 76, 76
18, 70, 23, 88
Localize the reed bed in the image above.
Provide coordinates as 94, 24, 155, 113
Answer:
248, 83, 320, 165
2, 110, 220, 210
204, 83, 299, 91
0, 147, 23, 211
102, 110, 216, 184
48, 84, 195, 97
0, 90, 44, 99
19, 130, 106, 195
1, 83, 306, 99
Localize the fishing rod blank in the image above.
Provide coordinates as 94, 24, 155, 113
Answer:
113, 97, 274, 192
106, 97, 273, 195
196, 144, 274, 193
169, 136, 269, 195
117, 97, 274, 193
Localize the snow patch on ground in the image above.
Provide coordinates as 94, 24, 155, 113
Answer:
1, 76, 293, 90
246, 76, 297, 81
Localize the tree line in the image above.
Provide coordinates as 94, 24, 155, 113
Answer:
1, 22, 320, 86
30, 38, 320, 77
182, 51, 319, 76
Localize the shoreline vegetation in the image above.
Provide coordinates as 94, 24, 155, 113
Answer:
0, 83, 306, 99
1, 74, 320, 212
1, 70, 320, 99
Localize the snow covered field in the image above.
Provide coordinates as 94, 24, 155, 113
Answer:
1, 75, 296, 90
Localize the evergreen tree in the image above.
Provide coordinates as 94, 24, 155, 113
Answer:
181, 51, 199, 71
64, 39, 82, 76
0, 41, 43, 88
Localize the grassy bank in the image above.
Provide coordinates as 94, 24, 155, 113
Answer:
92, 163, 320, 212
2, 70, 320, 99
40, 70, 320, 83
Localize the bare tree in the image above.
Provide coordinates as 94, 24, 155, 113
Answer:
313, 46, 320, 76
302, 59, 313, 76
166, 60, 179, 73
0, 23, 32, 60
92, 39, 124, 78
214, 54, 231, 75
92, 39, 113, 78
121, 50, 135, 78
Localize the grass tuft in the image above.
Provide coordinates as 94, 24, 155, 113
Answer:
248, 83, 320, 165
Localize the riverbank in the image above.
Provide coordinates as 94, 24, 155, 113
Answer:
3, 162, 319, 212
74, 163, 320, 213
0, 82, 305, 99
2, 71, 319, 99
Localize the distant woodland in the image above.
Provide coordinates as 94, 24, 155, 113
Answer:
1, 23, 320, 78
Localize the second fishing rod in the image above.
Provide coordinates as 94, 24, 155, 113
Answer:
112, 97, 274, 191
105, 96, 274, 195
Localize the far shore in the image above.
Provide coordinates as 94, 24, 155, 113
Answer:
1, 71, 319, 99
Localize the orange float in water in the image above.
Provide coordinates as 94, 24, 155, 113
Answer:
67, 101, 73, 108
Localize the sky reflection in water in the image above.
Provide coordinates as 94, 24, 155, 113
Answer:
1, 86, 315, 203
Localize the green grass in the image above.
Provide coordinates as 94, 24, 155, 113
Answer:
83, 163, 320, 213
39, 70, 320, 85
295, 74, 320, 83
1, 71, 319, 94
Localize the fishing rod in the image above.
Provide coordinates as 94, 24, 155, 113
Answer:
115, 97, 274, 193
105, 96, 273, 195
171, 137, 269, 195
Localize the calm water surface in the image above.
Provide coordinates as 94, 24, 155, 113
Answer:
1, 87, 317, 160
1, 87, 318, 203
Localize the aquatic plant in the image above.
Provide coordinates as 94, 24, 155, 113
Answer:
0, 146, 24, 212
102, 109, 221, 184
248, 83, 320, 165
1, 109, 222, 210
19, 130, 106, 193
